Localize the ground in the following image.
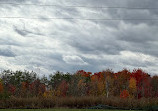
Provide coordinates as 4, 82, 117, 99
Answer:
0, 109, 138, 111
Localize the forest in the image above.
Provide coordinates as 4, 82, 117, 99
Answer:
0, 68, 157, 109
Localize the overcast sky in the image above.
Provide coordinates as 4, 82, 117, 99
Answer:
0, 0, 158, 76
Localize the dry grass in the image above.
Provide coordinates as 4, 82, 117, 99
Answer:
0, 96, 157, 109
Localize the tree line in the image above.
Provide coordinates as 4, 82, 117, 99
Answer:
0, 68, 157, 99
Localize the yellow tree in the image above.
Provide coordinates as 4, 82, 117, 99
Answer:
129, 77, 137, 98
78, 79, 87, 96
97, 80, 105, 95
90, 75, 99, 96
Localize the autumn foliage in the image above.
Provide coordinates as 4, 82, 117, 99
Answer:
120, 90, 129, 98
0, 69, 157, 100
0, 69, 157, 109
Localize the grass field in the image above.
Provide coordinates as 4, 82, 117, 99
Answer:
0, 109, 138, 111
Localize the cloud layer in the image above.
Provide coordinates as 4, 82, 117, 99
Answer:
0, 0, 158, 75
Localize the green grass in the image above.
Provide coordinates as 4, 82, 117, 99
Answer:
0, 109, 138, 111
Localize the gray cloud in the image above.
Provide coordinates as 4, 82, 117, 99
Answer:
0, 0, 26, 2
0, 0, 158, 75
0, 48, 15, 57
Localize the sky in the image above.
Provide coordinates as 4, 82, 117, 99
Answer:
0, 0, 158, 76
